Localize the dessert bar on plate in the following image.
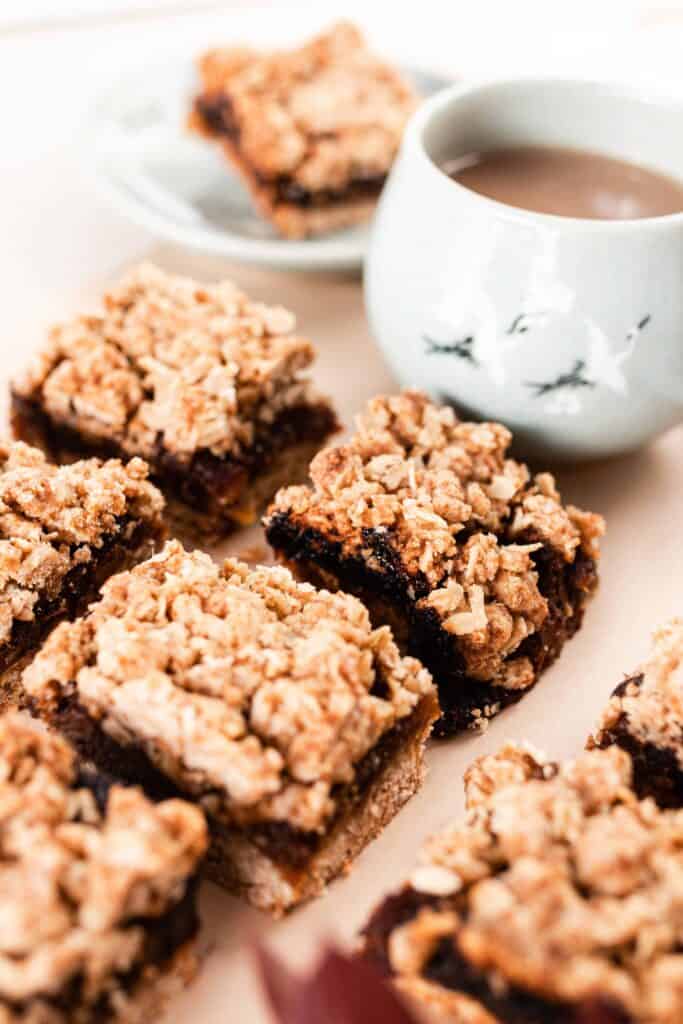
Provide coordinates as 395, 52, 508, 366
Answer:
191, 22, 416, 239
0, 441, 164, 708
361, 742, 683, 1024
11, 263, 338, 540
23, 540, 438, 916
0, 711, 207, 1024
265, 391, 604, 736
590, 618, 683, 808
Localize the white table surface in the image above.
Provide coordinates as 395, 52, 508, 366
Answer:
3, 4, 683, 1022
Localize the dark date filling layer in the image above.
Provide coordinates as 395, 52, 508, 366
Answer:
594, 674, 683, 810
35, 690, 432, 872
265, 514, 598, 736
4, 775, 200, 1024
11, 393, 338, 528
362, 888, 633, 1024
0, 515, 163, 681
194, 94, 386, 209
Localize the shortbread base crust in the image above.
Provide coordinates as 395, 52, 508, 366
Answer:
11, 393, 337, 541
205, 691, 438, 915
36, 690, 437, 916
164, 435, 334, 545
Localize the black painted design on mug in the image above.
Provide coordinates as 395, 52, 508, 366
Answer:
524, 314, 651, 397
507, 312, 546, 335
422, 314, 651, 397
525, 359, 595, 397
423, 334, 478, 366
626, 314, 651, 342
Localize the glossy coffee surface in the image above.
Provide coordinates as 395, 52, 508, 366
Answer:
445, 145, 683, 219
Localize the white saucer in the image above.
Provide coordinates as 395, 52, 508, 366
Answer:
84, 59, 451, 272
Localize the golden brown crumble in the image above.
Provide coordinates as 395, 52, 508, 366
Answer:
24, 541, 434, 833
13, 263, 326, 465
0, 712, 206, 1013
0, 441, 163, 648
193, 22, 415, 193
267, 391, 604, 685
381, 743, 683, 1023
462, 739, 556, 810
592, 619, 683, 767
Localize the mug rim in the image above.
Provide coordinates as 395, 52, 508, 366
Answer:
406, 75, 683, 231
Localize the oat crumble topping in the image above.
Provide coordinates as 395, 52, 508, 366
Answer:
593, 619, 683, 767
0, 442, 163, 648
194, 22, 416, 193
385, 743, 683, 1023
0, 712, 206, 1010
24, 541, 434, 833
268, 392, 604, 686
13, 264, 322, 465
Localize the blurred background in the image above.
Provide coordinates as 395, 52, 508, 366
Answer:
4, 0, 683, 328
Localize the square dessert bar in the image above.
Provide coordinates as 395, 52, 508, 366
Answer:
265, 392, 604, 736
0, 711, 207, 1024
0, 441, 164, 708
590, 619, 683, 809
24, 540, 438, 916
362, 742, 683, 1024
191, 22, 416, 238
11, 263, 338, 540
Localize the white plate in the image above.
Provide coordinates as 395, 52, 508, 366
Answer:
84, 59, 451, 271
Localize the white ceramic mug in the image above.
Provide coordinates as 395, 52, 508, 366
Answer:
364, 78, 683, 460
